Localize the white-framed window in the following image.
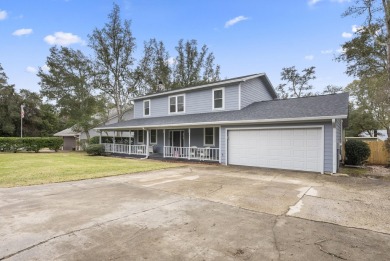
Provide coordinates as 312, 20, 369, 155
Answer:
150, 129, 157, 144
212, 88, 224, 110
138, 130, 144, 144
204, 127, 215, 146
143, 100, 150, 116
169, 94, 185, 114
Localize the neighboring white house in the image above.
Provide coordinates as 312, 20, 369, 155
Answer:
54, 107, 133, 150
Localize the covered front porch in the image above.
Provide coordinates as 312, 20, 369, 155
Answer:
99, 127, 220, 162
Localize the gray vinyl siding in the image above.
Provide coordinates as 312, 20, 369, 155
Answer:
241, 78, 273, 108
220, 121, 333, 173
134, 84, 240, 119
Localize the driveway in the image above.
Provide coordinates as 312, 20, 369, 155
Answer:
1, 164, 389, 260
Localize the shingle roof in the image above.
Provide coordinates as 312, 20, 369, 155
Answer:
96, 93, 349, 130
133, 73, 277, 100
53, 128, 80, 137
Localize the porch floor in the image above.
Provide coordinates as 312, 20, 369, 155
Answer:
108, 152, 219, 164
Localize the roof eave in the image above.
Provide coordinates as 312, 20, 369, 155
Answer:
94, 115, 348, 131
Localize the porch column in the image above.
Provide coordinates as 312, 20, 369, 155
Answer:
113, 131, 116, 153
128, 130, 131, 155
219, 126, 222, 163
188, 128, 191, 160
99, 131, 102, 144
146, 129, 150, 157
163, 129, 166, 158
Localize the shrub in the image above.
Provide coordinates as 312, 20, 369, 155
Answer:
345, 140, 371, 165
0, 137, 63, 153
89, 136, 100, 145
85, 144, 105, 156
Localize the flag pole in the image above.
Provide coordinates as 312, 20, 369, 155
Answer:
20, 104, 24, 138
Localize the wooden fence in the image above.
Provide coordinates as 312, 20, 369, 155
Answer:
365, 141, 389, 165
342, 140, 389, 165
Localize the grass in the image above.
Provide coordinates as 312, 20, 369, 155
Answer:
0, 152, 183, 187
339, 166, 370, 177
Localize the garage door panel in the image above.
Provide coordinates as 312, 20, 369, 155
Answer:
228, 128, 322, 173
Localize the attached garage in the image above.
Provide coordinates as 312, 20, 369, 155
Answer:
227, 127, 323, 173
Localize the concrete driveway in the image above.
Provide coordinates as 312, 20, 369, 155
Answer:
1, 164, 389, 260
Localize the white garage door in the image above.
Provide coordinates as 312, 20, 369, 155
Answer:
228, 128, 322, 172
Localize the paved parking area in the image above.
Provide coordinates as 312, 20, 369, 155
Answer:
1, 164, 390, 260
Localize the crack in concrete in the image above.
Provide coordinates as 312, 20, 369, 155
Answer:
0, 198, 185, 261
272, 216, 281, 261
314, 239, 347, 260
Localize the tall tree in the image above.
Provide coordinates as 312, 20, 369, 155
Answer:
137, 39, 171, 94
137, 39, 221, 93
88, 3, 137, 122
0, 64, 21, 136
342, 0, 390, 83
171, 39, 220, 88
276, 66, 316, 99
346, 103, 380, 137
38, 46, 102, 139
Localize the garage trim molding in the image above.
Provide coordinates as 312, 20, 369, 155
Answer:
225, 125, 325, 174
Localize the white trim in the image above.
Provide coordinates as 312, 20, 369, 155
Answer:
143, 100, 151, 117
95, 115, 348, 131
238, 83, 242, 110
212, 87, 225, 110
132, 74, 265, 100
332, 119, 337, 173
225, 125, 325, 174
150, 129, 157, 144
168, 94, 186, 114
204, 127, 215, 146
219, 126, 222, 163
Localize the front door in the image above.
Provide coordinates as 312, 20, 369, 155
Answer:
170, 130, 184, 147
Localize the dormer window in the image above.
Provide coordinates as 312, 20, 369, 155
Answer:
213, 88, 224, 110
144, 100, 150, 116
169, 94, 185, 114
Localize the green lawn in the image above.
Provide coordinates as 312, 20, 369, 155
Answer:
0, 152, 183, 187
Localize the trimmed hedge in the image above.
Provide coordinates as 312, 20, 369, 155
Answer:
0, 137, 63, 153
85, 144, 105, 156
345, 139, 371, 166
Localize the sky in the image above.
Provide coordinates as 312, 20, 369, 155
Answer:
0, 0, 362, 94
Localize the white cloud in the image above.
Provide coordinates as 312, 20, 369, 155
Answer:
308, 0, 322, 6
352, 24, 362, 33
304, 55, 314, 60
167, 57, 176, 65
41, 64, 50, 72
225, 16, 249, 28
12, 28, 33, 36
337, 47, 346, 53
342, 32, 352, 38
26, 66, 37, 73
0, 10, 7, 20
321, 49, 333, 54
44, 32, 85, 46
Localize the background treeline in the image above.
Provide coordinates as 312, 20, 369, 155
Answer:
0, 3, 221, 137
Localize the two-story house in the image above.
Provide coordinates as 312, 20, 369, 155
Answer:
96, 73, 349, 174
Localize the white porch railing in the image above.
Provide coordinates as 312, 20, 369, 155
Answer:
163, 146, 219, 161
102, 143, 146, 155
130, 145, 147, 155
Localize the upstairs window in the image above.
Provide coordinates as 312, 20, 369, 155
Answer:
213, 88, 224, 110
143, 100, 150, 116
169, 95, 185, 113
